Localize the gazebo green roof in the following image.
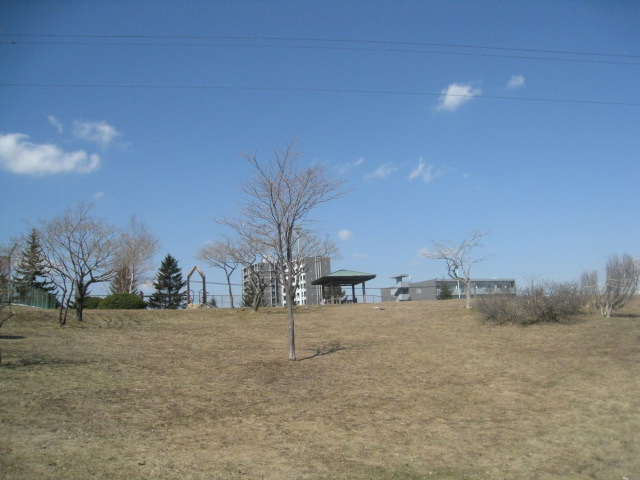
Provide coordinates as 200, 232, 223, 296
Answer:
311, 269, 377, 286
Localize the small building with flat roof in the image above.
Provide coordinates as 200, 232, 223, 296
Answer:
381, 277, 516, 302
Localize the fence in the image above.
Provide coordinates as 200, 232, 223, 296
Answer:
3, 286, 59, 309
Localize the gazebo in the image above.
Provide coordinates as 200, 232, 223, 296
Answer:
311, 269, 377, 304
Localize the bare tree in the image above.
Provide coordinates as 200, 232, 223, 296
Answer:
196, 237, 239, 308
591, 253, 639, 318
233, 235, 275, 312
0, 244, 18, 363
111, 215, 159, 294
420, 230, 490, 309
579, 269, 599, 314
289, 230, 339, 303
221, 142, 346, 360
40, 203, 119, 324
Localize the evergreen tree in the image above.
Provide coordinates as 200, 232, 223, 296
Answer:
437, 281, 454, 300
323, 284, 345, 302
14, 229, 56, 295
109, 266, 136, 294
147, 254, 186, 309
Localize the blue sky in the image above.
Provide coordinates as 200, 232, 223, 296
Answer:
1, 1, 638, 298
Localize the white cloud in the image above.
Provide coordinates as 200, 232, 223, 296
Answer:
48, 115, 64, 134
365, 163, 397, 180
0, 133, 100, 175
338, 229, 354, 241
409, 157, 444, 183
338, 157, 365, 174
436, 82, 481, 112
506, 75, 525, 90
73, 120, 120, 147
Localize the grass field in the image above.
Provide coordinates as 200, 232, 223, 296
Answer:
1, 299, 638, 479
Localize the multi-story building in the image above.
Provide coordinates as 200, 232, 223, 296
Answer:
381, 277, 516, 302
241, 257, 331, 306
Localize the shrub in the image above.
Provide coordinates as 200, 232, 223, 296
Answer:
581, 254, 640, 317
83, 297, 103, 309
475, 280, 587, 325
437, 282, 453, 300
98, 292, 147, 310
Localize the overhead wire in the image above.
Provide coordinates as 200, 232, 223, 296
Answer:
2, 32, 639, 59
1, 82, 639, 107
2, 35, 639, 66
1, 33, 638, 107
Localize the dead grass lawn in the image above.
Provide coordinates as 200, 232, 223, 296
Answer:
1, 299, 639, 479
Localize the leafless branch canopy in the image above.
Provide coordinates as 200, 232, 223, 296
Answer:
40, 202, 119, 323
196, 236, 240, 308
420, 230, 490, 308
112, 214, 159, 294
583, 253, 640, 317
219, 142, 347, 359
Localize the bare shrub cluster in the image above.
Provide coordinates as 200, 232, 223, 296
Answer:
581, 253, 640, 318
476, 253, 639, 325
475, 280, 587, 325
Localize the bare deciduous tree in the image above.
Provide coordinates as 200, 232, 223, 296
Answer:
40, 203, 119, 324
232, 234, 275, 312
585, 253, 640, 318
579, 269, 599, 313
289, 230, 339, 303
420, 230, 490, 309
111, 215, 159, 294
196, 237, 239, 308
221, 142, 346, 360
0, 244, 18, 363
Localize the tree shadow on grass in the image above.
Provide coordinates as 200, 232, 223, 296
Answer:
1, 357, 86, 369
298, 342, 347, 361
0, 335, 25, 340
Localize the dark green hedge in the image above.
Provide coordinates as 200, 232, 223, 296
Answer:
98, 293, 147, 310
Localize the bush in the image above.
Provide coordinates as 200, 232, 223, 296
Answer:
475, 280, 587, 325
83, 297, 103, 309
437, 282, 453, 300
98, 292, 147, 310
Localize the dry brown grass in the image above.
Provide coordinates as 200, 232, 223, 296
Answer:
1, 299, 639, 479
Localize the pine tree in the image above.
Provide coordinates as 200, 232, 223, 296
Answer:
437, 281, 454, 300
14, 229, 56, 295
147, 254, 186, 309
109, 266, 137, 294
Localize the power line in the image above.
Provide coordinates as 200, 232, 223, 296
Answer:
2, 34, 639, 66
1, 82, 638, 107
3, 33, 638, 59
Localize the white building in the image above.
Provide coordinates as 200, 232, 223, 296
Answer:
242, 257, 331, 306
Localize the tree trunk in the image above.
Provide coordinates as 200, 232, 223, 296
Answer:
285, 283, 297, 360
287, 301, 296, 361
464, 278, 472, 309
75, 284, 86, 321
226, 273, 235, 309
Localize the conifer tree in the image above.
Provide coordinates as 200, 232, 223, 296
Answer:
14, 229, 56, 295
148, 254, 186, 309
109, 266, 136, 295
437, 281, 454, 300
